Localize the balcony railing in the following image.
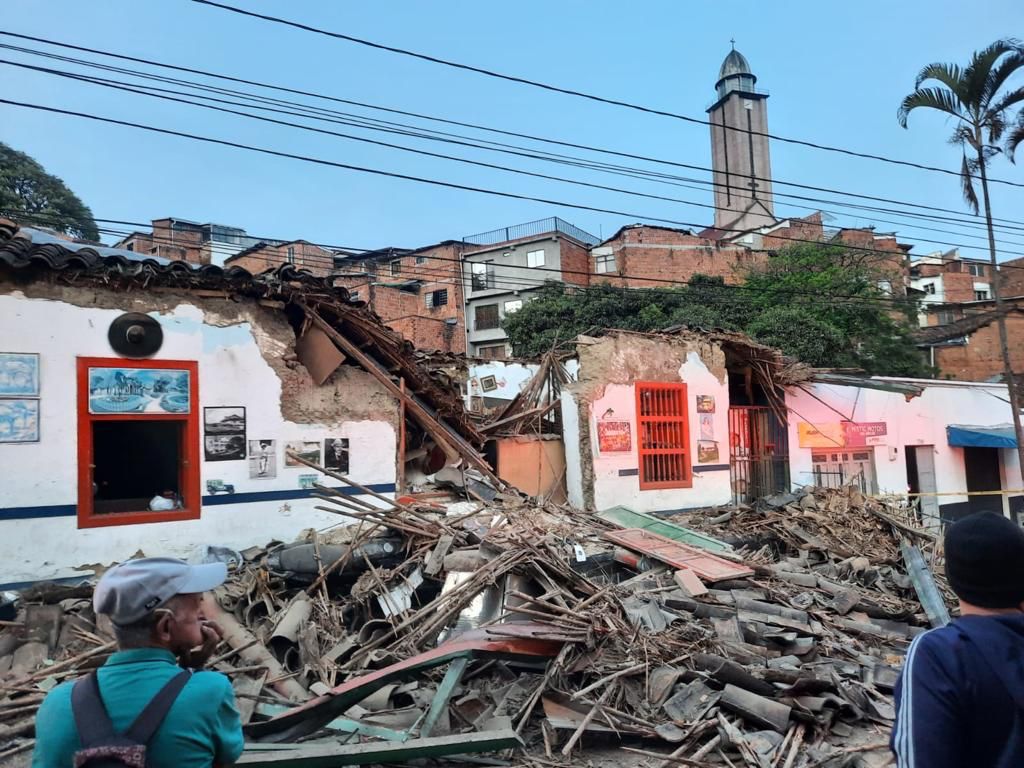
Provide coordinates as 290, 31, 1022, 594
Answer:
464, 217, 600, 247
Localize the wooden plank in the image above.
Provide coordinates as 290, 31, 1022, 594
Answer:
237, 729, 523, 766
901, 542, 950, 628
420, 657, 467, 738
234, 670, 269, 726
598, 506, 732, 553
602, 529, 753, 581
424, 534, 456, 577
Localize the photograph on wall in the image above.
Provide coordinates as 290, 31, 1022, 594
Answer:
203, 407, 246, 462
285, 440, 322, 467
298, 474, 319, 490
88, 367, 190, 414
480, 375, 498, 393
0, 353, 39, 396
696, 395, 715, 414
697, 440, 720, 464
699, 413, 715, 441
324, 438, 350, 473
0, 399, 39, 443
597, 420, 632, 453
248, 440, 277, 479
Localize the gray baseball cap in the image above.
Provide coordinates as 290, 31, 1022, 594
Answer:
93, 557, 228, 626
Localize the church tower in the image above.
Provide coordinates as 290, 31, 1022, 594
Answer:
707, 45, 775, 233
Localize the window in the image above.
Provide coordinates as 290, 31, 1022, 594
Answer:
77, 358, 200, 528
595, 253, 616, 274
975, 290, 990, 301
922, 283, 936, 295
527, 249, 545, 268
390, 259, 402, 277
287, 246, 296, 264
125, 242, 135, 252
415, 255, 426, 264
968, 263, 986, 277
425, 289, 448, 308
475, 303, 500, 330
504, 299, 523, 314
350, 290, 360, 301
636, 382, 691, 490
811, 451, 876, 494
471, 261, 495, 291
877, 280, 893, 295
936, 309, 956, 325
477, 344, 508, 360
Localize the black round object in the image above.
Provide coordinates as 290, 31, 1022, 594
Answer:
108, 313, 163, 357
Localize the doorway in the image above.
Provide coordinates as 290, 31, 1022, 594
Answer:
964, 447, 1003, 516
906, 446, 940, 527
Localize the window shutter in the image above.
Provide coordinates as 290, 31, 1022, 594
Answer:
635, 383, 691, 490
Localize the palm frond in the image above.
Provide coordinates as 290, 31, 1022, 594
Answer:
1007, 113, 1024, 162
897, 87, 966, 127
960, 153, 980, 214
913, 62, 965, 96
964, 40, 1021, 108
984, 51, 1024, 108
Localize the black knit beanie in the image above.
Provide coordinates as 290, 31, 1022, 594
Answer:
945, 512, 1024, 609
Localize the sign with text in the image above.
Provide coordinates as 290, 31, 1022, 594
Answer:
597, 420, 632, 453
798, 421, 888, 448
844, 422, 888, 446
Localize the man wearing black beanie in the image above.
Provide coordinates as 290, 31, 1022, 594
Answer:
891, 512, 1024, 768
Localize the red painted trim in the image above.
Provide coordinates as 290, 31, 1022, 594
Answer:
635, 381, 693, 491
76, 357, 201, 529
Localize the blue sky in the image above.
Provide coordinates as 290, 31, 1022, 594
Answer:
2, 0, 1023, 260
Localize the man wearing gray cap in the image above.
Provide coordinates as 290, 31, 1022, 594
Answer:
33, 558, 245, 767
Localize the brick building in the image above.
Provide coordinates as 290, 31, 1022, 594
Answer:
916, 298, 1024, 382
114, 217, 264, 266
334, 241, 467, 354
225, 240, 334, 278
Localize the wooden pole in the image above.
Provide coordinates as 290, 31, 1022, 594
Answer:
398, 377, 407, 495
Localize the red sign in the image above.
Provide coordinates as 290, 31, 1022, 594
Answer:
844, 422, 888, 446
597, 420, 632, 453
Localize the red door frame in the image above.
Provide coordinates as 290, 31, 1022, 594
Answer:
76, 357, 201, 529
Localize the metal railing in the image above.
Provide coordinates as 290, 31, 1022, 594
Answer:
463, 217, 600, 248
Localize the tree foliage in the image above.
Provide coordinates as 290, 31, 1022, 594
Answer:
502, 242, 930, 376
0, 143, 99, 241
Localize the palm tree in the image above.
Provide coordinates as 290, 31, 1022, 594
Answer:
899, 39, 1024, 477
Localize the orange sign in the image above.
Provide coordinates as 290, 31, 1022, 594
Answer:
797, 422, 846, 448
597, 420, 632, 453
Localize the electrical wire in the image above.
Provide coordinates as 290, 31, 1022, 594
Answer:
191, 0, 1024, 189
4, 31, 1023, 232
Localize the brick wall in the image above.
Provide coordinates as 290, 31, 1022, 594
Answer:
151, 219, 204, 263
592, 226, 766, 288
226, 241, 335, 277
559, 239, 591, 286
932, 312, 1024, 381
1001, 256, 1024, 296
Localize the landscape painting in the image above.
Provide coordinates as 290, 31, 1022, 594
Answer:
285, 440, 321, 467
0, 353, 39, 396
0, 399, 39, 443
88, 367, 190, 414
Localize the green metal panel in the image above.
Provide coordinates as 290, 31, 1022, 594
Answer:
598, 506, 732, 553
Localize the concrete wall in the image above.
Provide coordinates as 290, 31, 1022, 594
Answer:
785, 379, 1023, 521
708, 92, 774, 232
564, 334, 732, 513
0, 288, 399, 585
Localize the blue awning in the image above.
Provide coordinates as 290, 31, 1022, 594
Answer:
947, 424, 1018, 448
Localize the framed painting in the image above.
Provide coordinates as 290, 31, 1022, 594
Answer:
0, 353, 39, 396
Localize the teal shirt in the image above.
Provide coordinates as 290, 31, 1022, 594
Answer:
32, 648, 245, 768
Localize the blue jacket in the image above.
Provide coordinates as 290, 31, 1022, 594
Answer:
891, 614, 1024, 768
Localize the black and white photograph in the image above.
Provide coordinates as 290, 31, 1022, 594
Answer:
248, 439, 276, 479
324, 438, 349, 473
204, 407, 246, 461
285, 440, 321, 467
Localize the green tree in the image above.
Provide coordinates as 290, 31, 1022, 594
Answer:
0, 143, 99, 241
898, 39, 1024, 473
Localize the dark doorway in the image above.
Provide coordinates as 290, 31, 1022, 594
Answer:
93, 421, 182, 514
964, 447, 1002, 516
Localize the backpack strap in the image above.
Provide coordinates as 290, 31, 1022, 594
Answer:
71, 672, 117, 748
124, 670, 193, 745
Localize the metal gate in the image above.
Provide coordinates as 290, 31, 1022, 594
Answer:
729, 406, 790, 504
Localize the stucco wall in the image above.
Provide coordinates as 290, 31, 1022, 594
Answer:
566, 335, 732, 513
0, 288, 399, 584
785, 380, 1023, 519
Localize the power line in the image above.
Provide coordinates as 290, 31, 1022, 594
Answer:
4, 32, 1024, 234
14, 59, 1024, 260
191, 0, 1024, 190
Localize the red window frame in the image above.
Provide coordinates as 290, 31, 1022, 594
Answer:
636, 382, 692, 490
76, 358, 200, 529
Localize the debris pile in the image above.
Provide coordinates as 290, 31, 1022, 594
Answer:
0, 480, 949, 766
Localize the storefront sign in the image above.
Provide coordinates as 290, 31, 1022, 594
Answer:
798, 421, 888, 448
597, 420, 632, 453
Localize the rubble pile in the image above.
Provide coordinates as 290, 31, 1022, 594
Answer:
0, 480, 950, 767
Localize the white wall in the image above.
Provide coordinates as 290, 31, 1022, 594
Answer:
786, 379, 1022, 516
0, 293, 397, 585
465, 360, 537, 404
582, 351, 732, 513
